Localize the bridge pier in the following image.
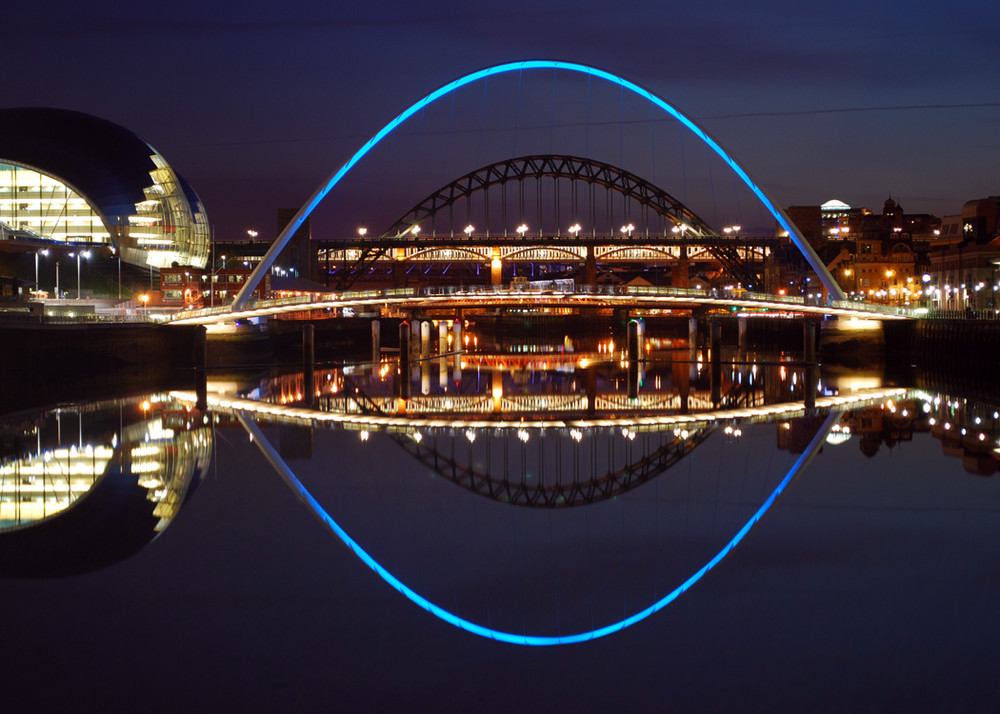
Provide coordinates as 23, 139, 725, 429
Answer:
805, 365, 818, 409
627, 319, 642, 401
738, 316, 748, 351
803, 318, 817, 364
371, 320, 381, 366
303, 323, 315, 407
195, 326, 208, 411
421, 360, 431, 395
584, 246, 596, 286
420, 320, 431, 357
491, 249, 502, 286
673, 246, 690, 288
710, 321, 722, 407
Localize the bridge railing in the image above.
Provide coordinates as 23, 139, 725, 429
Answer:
166, 282, 920, 323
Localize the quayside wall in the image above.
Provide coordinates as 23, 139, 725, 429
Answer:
0, 323, 205, 413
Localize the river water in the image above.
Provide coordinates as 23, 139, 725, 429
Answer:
2, 324, 998, 712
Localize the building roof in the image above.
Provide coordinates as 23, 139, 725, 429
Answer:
0, 108, 199, 226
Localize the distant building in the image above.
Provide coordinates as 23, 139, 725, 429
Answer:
924, 197, 1000, 311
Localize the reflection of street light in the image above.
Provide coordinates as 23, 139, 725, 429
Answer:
34, 248, 49, 292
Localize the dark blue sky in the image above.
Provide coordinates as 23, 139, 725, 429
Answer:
6, 0, 998, 239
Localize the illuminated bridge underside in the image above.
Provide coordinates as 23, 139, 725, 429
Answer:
323, 393, 722, 416
174, 388, 910, 433
170, 285, 915, 326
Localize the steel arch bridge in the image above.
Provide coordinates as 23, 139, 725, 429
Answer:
383, 154, 713, 238
232, 60, 844, 310
330, 154, 765, 290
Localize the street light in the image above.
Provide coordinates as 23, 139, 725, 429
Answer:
464, 224, 475, 237
516, 223, 528, 237
247, 229, 259, 239
34, 248, 49, 293
358, 227, 368, 238
69, 250, 91, 299
620, 223, 635, 237
568, 223, 581, 237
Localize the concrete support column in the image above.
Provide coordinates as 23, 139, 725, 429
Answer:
804, 319, 817, 364
490, 248, 502, 286
805, 365, 818, 410
673, 245, 690, 288
371, 319, 381, 366
420, 320, 431, 357
710, 321, 722, 407
585, 366, 597, 413
195, 326, 207, 412
303, 323, 315, 407
584, 245, 597, 286
398, 321, 410, 399
688, 317, 699, 358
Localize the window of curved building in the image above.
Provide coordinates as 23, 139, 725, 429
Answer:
0, 162, 109, 243
0, 159, 209, 270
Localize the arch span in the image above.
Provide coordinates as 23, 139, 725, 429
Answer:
232, 61, 844, 309
380, 154, 715, 239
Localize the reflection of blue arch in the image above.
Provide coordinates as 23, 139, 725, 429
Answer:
232, 60, 844, 309
238, 412, 836, 646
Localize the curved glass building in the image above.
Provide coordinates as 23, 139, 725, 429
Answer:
0, 108, 209, 269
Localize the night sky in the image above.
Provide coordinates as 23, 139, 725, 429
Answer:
6, 1, 999, 240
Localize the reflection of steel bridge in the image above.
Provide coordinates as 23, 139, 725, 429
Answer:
169, 283, 916, 326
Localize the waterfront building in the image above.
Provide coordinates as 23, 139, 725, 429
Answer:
924, 197, 1000, 311
0, 108, 209, 272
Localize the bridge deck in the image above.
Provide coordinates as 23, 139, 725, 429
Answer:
167, 284, 917, 326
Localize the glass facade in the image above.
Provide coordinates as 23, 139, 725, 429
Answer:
0, 162, 107, 242
0, 157, 209, 270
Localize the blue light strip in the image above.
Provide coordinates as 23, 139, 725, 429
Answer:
232, 60, 844, 309
238, 410, 838, 646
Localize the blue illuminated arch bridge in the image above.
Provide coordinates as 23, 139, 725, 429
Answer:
231, 60, 846, 311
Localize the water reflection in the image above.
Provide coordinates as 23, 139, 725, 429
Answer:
170, 343, 930, 645
0, 395, 212, 577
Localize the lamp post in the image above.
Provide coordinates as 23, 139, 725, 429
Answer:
69, 250, 91, 299
34, 248, 49, 293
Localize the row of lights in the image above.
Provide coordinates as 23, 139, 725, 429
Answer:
354, 221, 735, 238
